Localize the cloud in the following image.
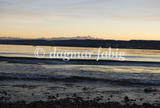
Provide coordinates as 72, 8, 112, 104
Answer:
0, 0, 160, 21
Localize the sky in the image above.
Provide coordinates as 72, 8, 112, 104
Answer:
0, 0, 160, 40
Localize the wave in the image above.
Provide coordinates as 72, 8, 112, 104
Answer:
1, 73, 160, 86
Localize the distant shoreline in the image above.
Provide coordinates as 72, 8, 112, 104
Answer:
0, 39, 160, 50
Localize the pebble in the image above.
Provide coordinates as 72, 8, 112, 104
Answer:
82, 87, 89, 91
144, 88, 158, 93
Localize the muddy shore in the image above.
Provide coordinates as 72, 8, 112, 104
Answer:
1, 96, 160, 108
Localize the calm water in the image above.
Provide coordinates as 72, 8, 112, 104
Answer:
0, 44, 160, 62
0, 44, 160, 83
0, 44, 160, 103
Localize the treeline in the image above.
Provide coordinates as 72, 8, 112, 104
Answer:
0, 39, 159, 50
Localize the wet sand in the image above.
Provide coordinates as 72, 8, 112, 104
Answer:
1, 56, 160, 107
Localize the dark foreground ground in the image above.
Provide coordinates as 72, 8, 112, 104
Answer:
1, 97, 160, 108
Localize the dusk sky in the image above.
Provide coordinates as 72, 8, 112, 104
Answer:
0, 0, 160, 40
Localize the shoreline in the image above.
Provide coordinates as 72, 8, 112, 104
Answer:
0, 39, 160, 50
